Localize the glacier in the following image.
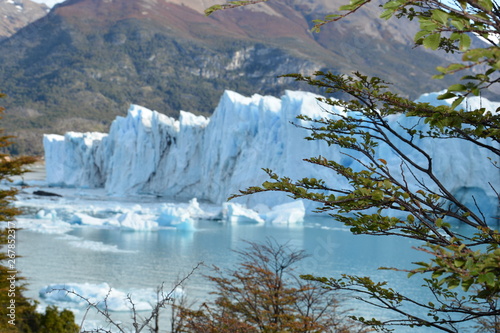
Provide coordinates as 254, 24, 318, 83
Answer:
44, 90, 500, 218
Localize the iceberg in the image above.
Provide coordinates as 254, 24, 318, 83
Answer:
116, 212, 158, 231
156, 199, 204, 230
58, 234, 135, 253
221, 201, 306, 225
262, 201, 306, 225
222, 202, 265, 224
39, 282, 162, 312
16, 217, 73, 234
44, 90, 500, 217
15, 195, 218, 233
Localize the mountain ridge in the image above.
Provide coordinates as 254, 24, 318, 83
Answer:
0, 0, 457, 155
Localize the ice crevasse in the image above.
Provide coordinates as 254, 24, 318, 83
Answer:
44, 90, 500, 217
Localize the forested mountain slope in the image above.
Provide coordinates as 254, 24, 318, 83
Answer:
0, 0, 459, 155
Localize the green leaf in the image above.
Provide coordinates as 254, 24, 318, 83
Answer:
447, 84, 467, 92
372, 190, 384, 200
447, 278, 460, 289
483, 272, 496, 287
419, 19, 438, 31
449, 32, 461, 41
382, 0, 403, 9
380, 9, 393, 20
460, 278, 473, 291
451, 19, 465, 30
451, 96, 465, 110
431, 9, 449, 25
437, 92, 456, 100
459, 34, 471, 51
479, 0, 493, 11
423, 33, 441, 50
204, 5, 222, 16
432, 271, 443, 279
339, 4, 354, 10
414, 30, 429, 43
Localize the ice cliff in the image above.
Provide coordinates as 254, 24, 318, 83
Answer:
44, 90, 500, 217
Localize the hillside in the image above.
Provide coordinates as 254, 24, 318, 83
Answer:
0, 0, 457, 155
0, 0, 48, 39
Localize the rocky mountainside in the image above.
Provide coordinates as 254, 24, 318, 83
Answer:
0, 0, 458, 155
0, 0, 48, 39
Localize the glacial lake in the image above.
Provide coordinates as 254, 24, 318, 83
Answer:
11, 166, 461, 332
14, 195, 438, 332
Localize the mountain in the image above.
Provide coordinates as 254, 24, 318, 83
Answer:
0, 0, 459, 155
44, 89, 500, 217
0, 0, 48, 39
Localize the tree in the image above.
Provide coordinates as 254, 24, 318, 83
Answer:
0, 93, 79, 333
175, 240, 370, 333
206, 0, 500, 332
51, 241, 367, 333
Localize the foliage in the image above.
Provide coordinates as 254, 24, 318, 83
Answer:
207, 0, 500, 332
30, 306, 79, 333
175, 240, 371, 333
0, 93, 78, 333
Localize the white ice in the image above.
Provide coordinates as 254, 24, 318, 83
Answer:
222, 202, 265, 224
262, 200, 306, 224
57, 234, 136, 253
157, 198, 205, 230
39, 282, 176, 312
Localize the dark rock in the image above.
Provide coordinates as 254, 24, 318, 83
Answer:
33, 190, 62, 197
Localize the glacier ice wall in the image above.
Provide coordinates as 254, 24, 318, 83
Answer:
44, 90, 500, 217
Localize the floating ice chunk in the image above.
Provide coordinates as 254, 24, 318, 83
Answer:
263, 201, 305, 224
118, 212, 158, 231
36, 209, 58, 220
252, 203, 271, 214
157, 206, 190, 225
59, 235, 134, 253
185, 198, 205, 218
174, 220, 196, 231
222, 202, 264, 224
40, 283, 154, 312
155, 198, 206, 230
71, 240, 130, 253
70, 212, 119, 227
157, 204, 195, 231
16, 217, 73, 234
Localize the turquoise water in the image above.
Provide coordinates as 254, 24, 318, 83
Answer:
17, 215, 436, 331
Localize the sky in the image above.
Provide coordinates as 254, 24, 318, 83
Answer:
31, 0, 64, 7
